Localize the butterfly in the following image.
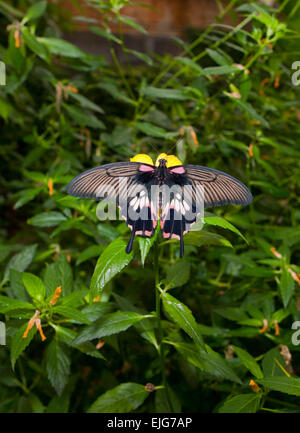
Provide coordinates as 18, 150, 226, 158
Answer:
67, 153, 252, 258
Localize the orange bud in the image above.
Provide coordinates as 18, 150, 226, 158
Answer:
96, 339, 105, 349
179, 127, 184, 136
93, 296, 100, 302
260, 78, 270, 87
23, 310, 46, 341
249, 379, 260, 393
270, 247, 282, 259
259, 318, 268, 334
48, 178, 53, 196
274, 76, 280, 88
22, 315, 37, 339
248, 144, 254, 157
14, 29, 20, 48
49, 286, 62, 306
274, 320, 280, 336
190, 130, 199, 147
35, 318, 46, 341
288, 269, 300, 286
66, 86, 78, 93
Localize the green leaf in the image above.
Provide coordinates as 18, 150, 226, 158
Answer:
90, 239, 133, 299
22, 29, 49, 62
73, 311, 148, 345
170, 341, 240, 383
22, 272, 46, 301
169, 231, 233, 248
227, 97, 270, 128
0, 295, 34, 313
119, 16, 147, 34
161, 292, 204, 349
87, 383, 149, 413
218, 394, 261, 413
280, 267, 294, 307
206, 49, 230, 66
262, 348, 289, 377
38, 37, 87, 59
52, 324, 105, 360
166, 261, 191, 289
89, 26, 121, 44
257, 377, 300, 396
22, 1, 47, 23
65, 105, 105, 129
76, 245, 104, 265
175, 57, 202, 73
46, 339, 71, 396
138, 237, 155, 266
114, 293, 158, 349
52, 305, 90, 324
140, 87, 187, 100
133, 121, 169, 138
67, 92, 104, 114
11, 323, 37, 370
3, 244, 37, 284
201, 65, 240, 75
127, 50, 153, 66
233, 346, 263, 379
203, 216, 247, 242
44, 253, 73, 296
28, 212, 67, 227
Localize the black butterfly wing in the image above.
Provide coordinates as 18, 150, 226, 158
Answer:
67, 162, 158, 253
184, 164, 252, 208
159, 165, 252, 257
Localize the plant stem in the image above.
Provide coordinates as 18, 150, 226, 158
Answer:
154, 239, 174, 412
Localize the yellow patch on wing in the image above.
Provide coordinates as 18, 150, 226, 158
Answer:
130, 154, 154, 165
155, 153, 182, 167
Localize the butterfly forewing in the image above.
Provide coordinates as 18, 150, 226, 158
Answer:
184, 165, 252, 207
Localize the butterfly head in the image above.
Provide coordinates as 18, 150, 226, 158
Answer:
155, 153, 182, 167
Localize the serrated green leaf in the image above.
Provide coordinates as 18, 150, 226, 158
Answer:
203, 216, 247, 242
46, 339, 71, 396
218, 393, 261, 413
90, 239, 133, 299
280, 268, 294, 307
0, 295, 34, 313
22, 1, 47, 23
257, 376, 300, 396
38, 37, 87, 59
28, 211, 67, 227
3, 245, 37, 284
161, 292, 204, 349
22, 272, 46, 301
87, 383, 149, 413
73, 311, 148, 345
233, 346, 263, 379
166, 261, 191, 289
52, 305, 90, 324
11, 323, 37, 370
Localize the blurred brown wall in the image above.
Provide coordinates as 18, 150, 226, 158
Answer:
59, 0, 234, 36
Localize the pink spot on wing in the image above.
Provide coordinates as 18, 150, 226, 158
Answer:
170, 166, 186, 174
139, 164, 155, 172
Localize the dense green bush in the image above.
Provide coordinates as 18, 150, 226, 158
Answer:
1, 0, 300, 413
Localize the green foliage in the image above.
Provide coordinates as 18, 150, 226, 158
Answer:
0, 0, 300, 414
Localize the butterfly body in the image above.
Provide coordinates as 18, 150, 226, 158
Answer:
67, 154, 252, 258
